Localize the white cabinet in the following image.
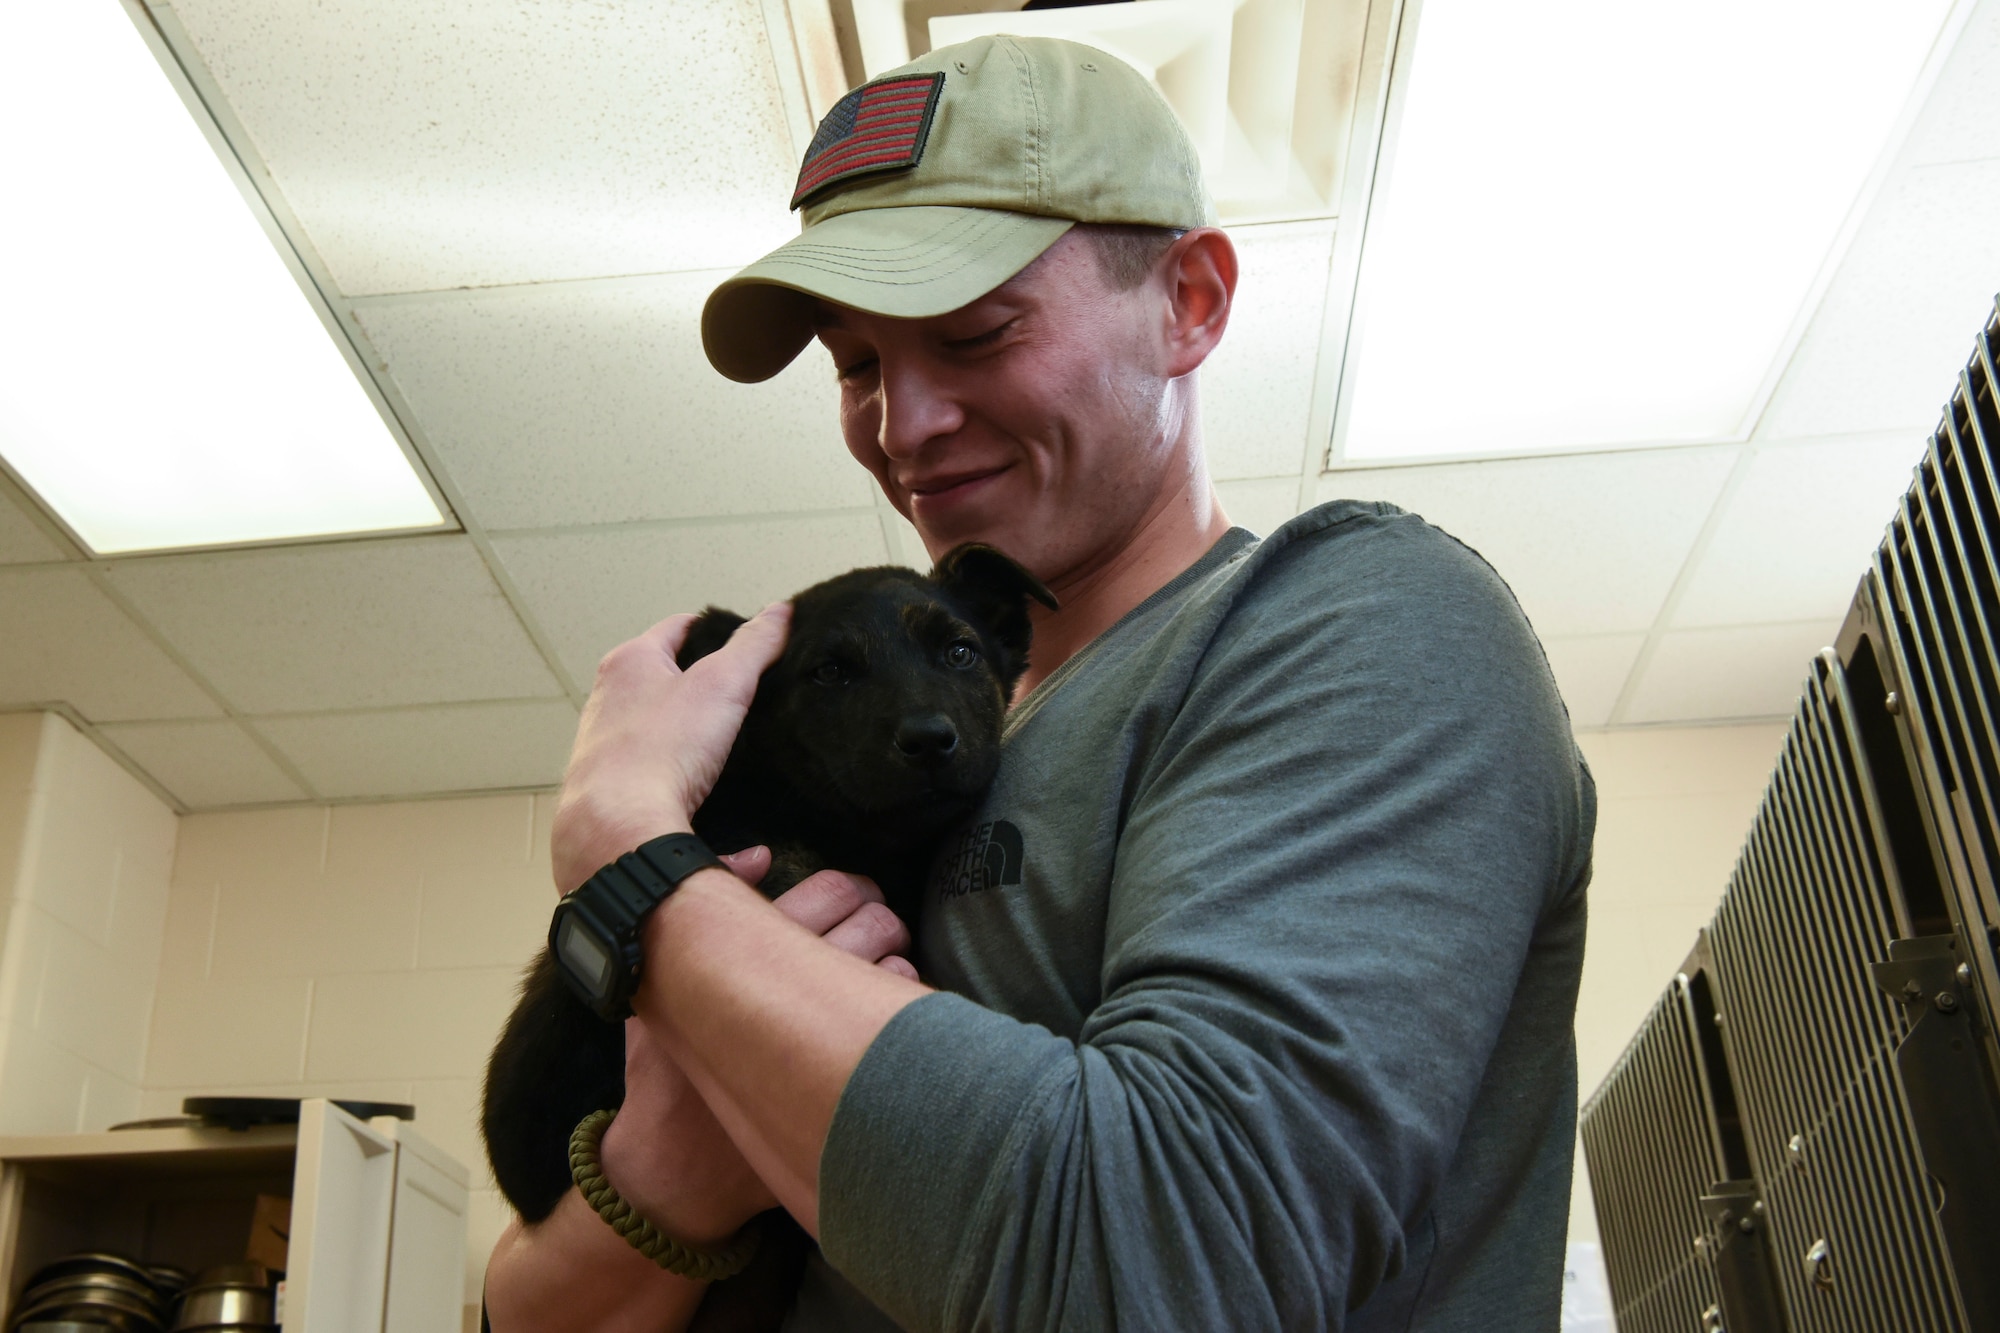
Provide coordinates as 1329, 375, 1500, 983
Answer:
0, 1099, 469, 1332
380, 1123, 474, 1333
287, 1103, 471, 1333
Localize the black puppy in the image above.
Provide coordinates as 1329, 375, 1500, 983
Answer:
482, 544, 1053, 1326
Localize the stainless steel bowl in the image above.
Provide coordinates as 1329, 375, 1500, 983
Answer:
170, 1290, 271, 1328
23, 1254, 158, 1291
18, 1270, 166, 1312
182, 1267, 265, 1290
168, 1269, 272, 1332
7, 1294, 162, 1333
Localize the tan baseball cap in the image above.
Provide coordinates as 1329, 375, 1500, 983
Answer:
701, 33, 1215, 383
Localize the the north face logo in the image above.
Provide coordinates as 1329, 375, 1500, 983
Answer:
934, 820, 1025, 899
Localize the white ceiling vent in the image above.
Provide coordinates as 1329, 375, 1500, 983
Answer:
776, 0, 1370, 223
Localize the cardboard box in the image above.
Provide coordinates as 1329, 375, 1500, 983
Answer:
246, 1192, 291, 1272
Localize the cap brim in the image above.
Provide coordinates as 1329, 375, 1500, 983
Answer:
701, 207, 1075, 383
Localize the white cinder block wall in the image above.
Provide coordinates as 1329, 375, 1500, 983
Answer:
0, 712, 178, 1134
0, 711, 1789, 1307
142, 793, 559, 1310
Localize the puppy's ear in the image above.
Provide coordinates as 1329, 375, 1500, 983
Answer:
675, 607, 748, 670
932, 544, 1058, 681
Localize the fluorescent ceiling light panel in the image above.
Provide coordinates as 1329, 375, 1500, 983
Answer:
0, 2, 446, 554
1339, 0, 1954, 463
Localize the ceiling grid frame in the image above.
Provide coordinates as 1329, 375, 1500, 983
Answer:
5, 0, 1995, 806
1601, 445, 1757, 726
1317, 0, 1981, 473
0, 470, 89, 563
78, 564, 324, 802
481, 504, 895, 544
1301, 0, 1407, 500
1593, 0, 1987, 727
755, 0, 827, 157
114, 0, 459, 549
133, 0, 590, 708
1732, 0, 1982, 444
0, 700, 193, 816
478, 499, 918, 573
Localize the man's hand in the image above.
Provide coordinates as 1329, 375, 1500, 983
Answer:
531, 590, 923, 1254
598, 845, 777, 1246
604, 847, 917, 1244
552, 603, 791, 894
773, 868, 920, 984
484, 848, 918, 1333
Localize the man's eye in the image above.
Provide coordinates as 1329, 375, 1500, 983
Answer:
836, 358, 877, 383
944, 641, 980, 669
948, 320, 1013, 352
812, 661, 851, 685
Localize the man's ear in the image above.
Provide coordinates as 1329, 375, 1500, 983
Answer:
1162, 226, 1237, 379
932, 545, 1058, 684
675, 607, 748, 670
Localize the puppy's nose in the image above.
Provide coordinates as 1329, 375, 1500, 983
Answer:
894, 715, 959, 766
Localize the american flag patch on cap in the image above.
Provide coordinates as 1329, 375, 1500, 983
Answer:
790, 71, 946, 210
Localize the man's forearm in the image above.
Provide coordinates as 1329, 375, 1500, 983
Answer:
485, 1189, 707, 1333
634, 866, 929, 1236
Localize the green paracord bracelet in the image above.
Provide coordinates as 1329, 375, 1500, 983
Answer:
569, 1108, 762, 1282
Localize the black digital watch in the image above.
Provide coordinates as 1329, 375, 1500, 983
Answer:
549, 832, 722, 1022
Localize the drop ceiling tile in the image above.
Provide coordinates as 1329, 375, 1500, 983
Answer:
257, 700, 579, 800
102, 536, 562, 714
1216, 476, 1304, 537
1318, 447, 1740, 637
0, 568, 220, 721
1622, 620, 1840, 725
0, 489, 68, 565
1905, 0, 2000, 166
166, 0, 800, 294
1203, 221, 1337, 480
1758, 158, 2000, 439
96, 719, 307, 809
354, 275, 872, 531
1540, 633, 1647, 730
1673, 435, 1920, 628
491, 514, 891, 685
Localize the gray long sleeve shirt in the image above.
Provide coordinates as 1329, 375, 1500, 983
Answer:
788, 501, 1595, 1332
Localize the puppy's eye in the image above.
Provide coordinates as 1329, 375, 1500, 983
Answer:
812, 661, 851, 685
944, 641, 981, 670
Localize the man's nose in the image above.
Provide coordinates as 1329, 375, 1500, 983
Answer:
877, 354, 965, 459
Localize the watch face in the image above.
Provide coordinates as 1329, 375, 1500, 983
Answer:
555, 912, 615, 998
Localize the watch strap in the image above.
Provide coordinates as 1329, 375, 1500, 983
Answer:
552, 832, 722, 1021
603, 831, 724, 913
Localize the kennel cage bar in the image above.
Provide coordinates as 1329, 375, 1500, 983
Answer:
1583, 296, 2000, 1333
1580, 935, 1785, 1333
1704, 649, 1963, 1333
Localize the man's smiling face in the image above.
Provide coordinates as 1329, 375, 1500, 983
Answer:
812, 229, 1194, 589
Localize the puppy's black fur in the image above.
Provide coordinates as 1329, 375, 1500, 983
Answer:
482, 545, 1053, 1328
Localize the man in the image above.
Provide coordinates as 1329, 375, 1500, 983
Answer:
487, 32, 1591, 1332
